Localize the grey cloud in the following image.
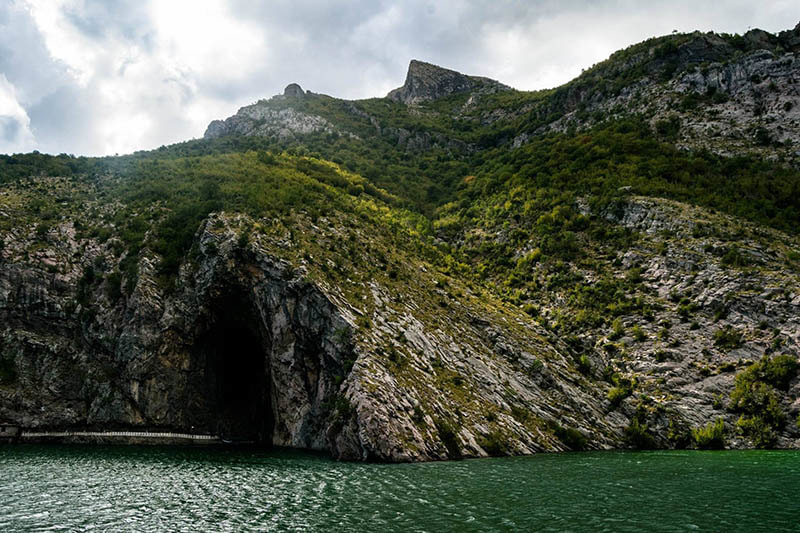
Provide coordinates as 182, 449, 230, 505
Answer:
0, 3, 71, 105
0, 116, 22, 143
63, 0, 153, 45
27, 84, 98, 155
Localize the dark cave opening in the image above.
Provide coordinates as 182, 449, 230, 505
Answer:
196, 300, 272, 443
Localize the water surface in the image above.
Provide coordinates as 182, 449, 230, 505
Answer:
1, 445, 798, 532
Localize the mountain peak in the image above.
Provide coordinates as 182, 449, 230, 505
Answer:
283, 83, 305, 97
387, 59, 510, 105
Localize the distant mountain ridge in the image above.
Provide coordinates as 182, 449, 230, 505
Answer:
205, 21, 800, 166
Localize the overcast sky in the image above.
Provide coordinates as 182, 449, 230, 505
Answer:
1, 0, 798, 156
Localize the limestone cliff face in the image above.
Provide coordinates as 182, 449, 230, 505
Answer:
2, 190, 799, 458
387, 60, 511, 105
204, 84, 342, 141
0, 211, 624, 460
0, 215, 363, 457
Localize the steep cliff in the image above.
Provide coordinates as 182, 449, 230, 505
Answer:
0, 190, 625, 460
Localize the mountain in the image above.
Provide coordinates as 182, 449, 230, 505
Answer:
1, 22, 800, 460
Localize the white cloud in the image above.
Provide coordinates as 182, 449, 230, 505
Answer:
14, 0, 270, 155
0, 74, 36, 153
149, 0, 267, 82
22, 0, 99, 86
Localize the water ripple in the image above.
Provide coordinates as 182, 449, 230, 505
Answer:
1, 447, 799, 531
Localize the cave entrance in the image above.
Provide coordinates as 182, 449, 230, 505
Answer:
197, 296, 272, 444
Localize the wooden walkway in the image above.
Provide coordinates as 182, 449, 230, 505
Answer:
20, 430, 219, 441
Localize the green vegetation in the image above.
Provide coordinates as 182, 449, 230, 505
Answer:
435, 418, 462, 459
693, 418, 726, 449
549, 421, 588, 451
713, 326, 744, 351
624, 418, 656, 449
729, 355, 798, 448
632, 324, 647, 342
477, 429, 512, 456
3, 28, 800, 458
607, 386, 630, 406
609, 318, 625, 340
326, 394, 355, 432
666, 418, 692, 449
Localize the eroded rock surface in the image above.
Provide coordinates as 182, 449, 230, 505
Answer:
387, 60, 511, 105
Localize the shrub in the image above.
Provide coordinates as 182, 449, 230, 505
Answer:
728, 355, 797, 447
736, 416, 777, 448
550, 421, 588, 451
654, 116, 681, 138
624, 418, 656, 449
577, 354, 592, 375
609, 318, 625, 340
754, 127, 772, 147
608, 385, 632, 407
435, 419, 462, 459
763, 354, 799, 390
731, 354, 798, 399
477, 429, 510, 456
105, 272, 123, 302
693, 418, 726, 449
713, 326, 743, 351
327, 394, 354, 431
667, 418, 692, 449
721, 246, 749, 267
0, 357, 16, 384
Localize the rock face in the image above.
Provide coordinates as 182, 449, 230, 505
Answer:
204, 103, 338, 140
470, 26, 800, 163
2, 194, 799, 459
0, 210, 625, 460
4, 23, 800, 461
0, 215, 360, 456
283, 83, 305, 97
387, 60, 511, 104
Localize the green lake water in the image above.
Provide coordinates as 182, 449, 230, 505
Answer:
1, 445, 798, 532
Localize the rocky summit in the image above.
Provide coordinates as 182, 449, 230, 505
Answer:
2, 22, 800, 460
386, 59, 511, 104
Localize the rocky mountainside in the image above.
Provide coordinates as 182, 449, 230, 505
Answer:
2, 22, 800, 460
506, 24, 800, 162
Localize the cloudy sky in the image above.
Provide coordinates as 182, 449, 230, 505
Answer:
1, 0, 798, 156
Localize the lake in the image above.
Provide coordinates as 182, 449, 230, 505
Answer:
1, 445, 798, 532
